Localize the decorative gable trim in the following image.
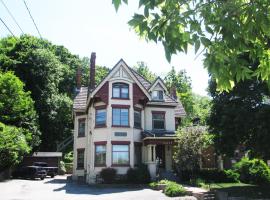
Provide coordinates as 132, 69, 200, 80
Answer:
86, 59, 151, 109
148, 77, 168, 93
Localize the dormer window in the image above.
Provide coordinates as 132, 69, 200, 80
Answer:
112, 83, 129, 99
152, 90, 164, 101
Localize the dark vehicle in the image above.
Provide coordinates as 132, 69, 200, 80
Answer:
12, 166, 46, 180
33, 162, 58, 178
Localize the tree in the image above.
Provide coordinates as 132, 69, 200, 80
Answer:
0, 122, 30, 171
174, 126, 210, 172
164, 67, 194, 118
0, 71, 40, 147
192, 94, 211, 126
113, 0, 270, 91
133, 61, 156, 82
208, 76, 270, 159
0, 35, 76, 150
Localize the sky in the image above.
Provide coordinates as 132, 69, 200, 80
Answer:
0, 0, 209, 96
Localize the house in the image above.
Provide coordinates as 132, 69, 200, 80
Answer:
72, 53, 186, 183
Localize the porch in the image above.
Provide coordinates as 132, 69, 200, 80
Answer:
141, 130, 176, 180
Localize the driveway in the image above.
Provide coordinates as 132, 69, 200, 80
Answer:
0, 175, 196, 200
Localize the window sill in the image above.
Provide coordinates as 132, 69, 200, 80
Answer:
95, 125, 107, 129
112, 125, 130, 128
76, 167, 84, 170
111, 164, 130, 167
111, 98, 130, 100
94, 164, 106, 167
78, 135, 85, 138
134, 126, 142, 130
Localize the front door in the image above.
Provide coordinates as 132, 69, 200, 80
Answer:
156, 145, 165, 169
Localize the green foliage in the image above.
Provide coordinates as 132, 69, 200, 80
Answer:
100, 167, 117, 184
233, 157, 270, 185
174, 126, 209, 172
224, 169, 240, 183
164, 181, 187, 197
126, 164, 151, 184
0, 71, 40, 147
63, 151, 73, 163
0, 122, 30, 171
113, 0, 270, 91
208, 72, 270, 158
59, 160, 66, 175
133, 61, 156, 82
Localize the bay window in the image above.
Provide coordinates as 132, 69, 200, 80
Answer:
112, 144, 129, 165
95, 144, 106, 166
112, 107, 129, 127
95, 108, 106, 127
112, 83, 129, 99
78, 118, 85, 137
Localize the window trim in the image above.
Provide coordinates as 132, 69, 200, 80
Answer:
112, 82, 129, 99
78, 118, 86, 137
111, 105, 130, 127
95, 105, 107, 128
94, 141, 107, 167
111, 141, 130, 167
152, 111, 166, 130
76, 148, 85, 170
152, 90, 164, 101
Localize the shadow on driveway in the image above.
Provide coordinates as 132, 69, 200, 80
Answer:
45, 177, 147, 195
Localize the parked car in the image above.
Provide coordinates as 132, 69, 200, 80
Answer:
12, 166, 47, 180
33, 162, 58, 178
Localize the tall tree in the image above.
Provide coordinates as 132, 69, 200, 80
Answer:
0, 71, 40, 147
133, 61, 156, 82
208, 76, 270, 159
113, 0, 270, 91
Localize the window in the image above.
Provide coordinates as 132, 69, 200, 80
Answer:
152, 112, 165, 130
112, 108, 129, 126
112, 83, 129, 99
134, 143, 142, 166
95, 109, 106, 127
78, 118, 85, 137
112, 145, 129, 165
77, 149, 85, 169
152, 90, 164, 100
95, 145, 106, 166
134, 110, 141, 128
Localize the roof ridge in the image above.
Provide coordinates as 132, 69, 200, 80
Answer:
129, 66, 152, 84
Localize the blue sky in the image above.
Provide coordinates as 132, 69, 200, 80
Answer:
0, 0, 209, 96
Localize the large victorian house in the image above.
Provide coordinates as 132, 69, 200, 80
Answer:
72, 53, 186, 183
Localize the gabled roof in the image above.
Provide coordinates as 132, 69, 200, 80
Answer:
73, 87, 88, 111
73, 59, 186, 117
148, 76, 168, 93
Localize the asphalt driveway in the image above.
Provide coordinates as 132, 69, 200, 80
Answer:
0, 175, 196, 200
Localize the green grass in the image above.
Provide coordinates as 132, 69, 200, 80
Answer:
207, 183, 270, 198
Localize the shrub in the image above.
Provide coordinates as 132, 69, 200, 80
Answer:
59, 161, 66, 175
224, 169, 240, 183
190, 178, 206, 187
126, 164, 151, 184
100, 168, 116, 184
164, 181, 187, 197
233, 157, 270, 185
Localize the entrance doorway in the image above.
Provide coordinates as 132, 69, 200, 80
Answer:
156, 145, 165, 169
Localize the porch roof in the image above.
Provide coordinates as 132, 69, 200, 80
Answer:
142, 130, 176, 138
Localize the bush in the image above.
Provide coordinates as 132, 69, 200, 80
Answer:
224, 169, 240, 183
100, 168, 117, 184
190, 178, 207, 187
233, 157, 270, 185
178, 169, 237, 183
126, 164, 151, 184
59, 161, 66, 175
164, 181, 187, 197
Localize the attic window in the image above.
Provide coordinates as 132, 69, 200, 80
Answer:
152, 90, 164, 100
112, 83, 129, 99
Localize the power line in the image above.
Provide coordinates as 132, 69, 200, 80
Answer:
22, 0, 42, 38
0, 16, 15, 37
0, 0, 24, 34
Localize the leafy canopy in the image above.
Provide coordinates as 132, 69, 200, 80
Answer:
0, 71, 40, 147
112, 0, 270, 91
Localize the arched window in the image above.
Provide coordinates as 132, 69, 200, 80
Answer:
112, 83, 129, 99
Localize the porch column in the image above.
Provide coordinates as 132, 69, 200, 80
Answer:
146, 144, 156, 180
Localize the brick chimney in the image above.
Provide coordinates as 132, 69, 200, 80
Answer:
170, 86, 177, 100
76, 66, 82, 90
89, 52, 96, 90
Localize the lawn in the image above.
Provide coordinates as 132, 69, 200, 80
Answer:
206, 183, 270, 198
